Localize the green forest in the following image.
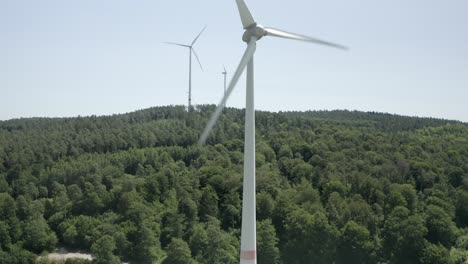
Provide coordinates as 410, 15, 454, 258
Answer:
0, 105, 467, 264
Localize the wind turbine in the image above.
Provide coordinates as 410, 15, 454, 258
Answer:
222, 65, 228, 107
198, 1, 346, 263
165, 26, 206, 111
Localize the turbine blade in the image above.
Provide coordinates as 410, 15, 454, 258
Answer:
164, 42, 190, 48
191, 26, 207, 46
236, 0, 256, 29
198, 38, 257, 144
223, 65, 227, 72
192, 48, 203, 71
264, 27, 348, 50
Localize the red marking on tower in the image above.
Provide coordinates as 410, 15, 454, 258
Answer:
240, 250, 257, 260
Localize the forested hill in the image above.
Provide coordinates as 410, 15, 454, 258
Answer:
0, 106, 462, 168
0, 105, 467, 264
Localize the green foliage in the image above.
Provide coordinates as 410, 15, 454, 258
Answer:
336, 221, 374, 264
0, 106, 466, 263
58, 216, 101, 249
203, 223, 238, 264
425, 205, 459, 247
284, 209, 339, 264
91, 235, 120, 264
22, 217, 57, 253
199, 185, 219, 221
455, 190, 468, 227
257, 219, 281, 264
131, 221, 162, 263
420, 242, 451, 264
0, 244, 35, 264
0, 193, 16, 221
188, 223, 209, 260
163, 238, 197, 264
382, 206, 428, 263
450, 235, 468, 264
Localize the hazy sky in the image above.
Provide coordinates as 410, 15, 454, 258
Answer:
1, 0, 467, 122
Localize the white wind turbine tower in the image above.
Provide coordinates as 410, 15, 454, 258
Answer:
165, 26, 206, 111
222, 65, 228, 107
199, 0, 347, 263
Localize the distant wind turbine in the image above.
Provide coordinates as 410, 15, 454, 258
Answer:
198, 1, 347, 263
165, 26, 206, 111
222, 65, 228, 107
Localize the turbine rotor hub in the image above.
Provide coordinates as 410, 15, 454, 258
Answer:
242, 24, 265, 43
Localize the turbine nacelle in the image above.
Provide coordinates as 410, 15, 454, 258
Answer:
242, 24, 266, 43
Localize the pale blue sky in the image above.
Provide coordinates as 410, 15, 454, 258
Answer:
1, 0, 467, 121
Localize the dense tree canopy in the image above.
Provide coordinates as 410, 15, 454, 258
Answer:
0, 105, 467, 263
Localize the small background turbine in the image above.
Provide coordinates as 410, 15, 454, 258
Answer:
222, 65, 228, 108
165, 26, 206, 111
